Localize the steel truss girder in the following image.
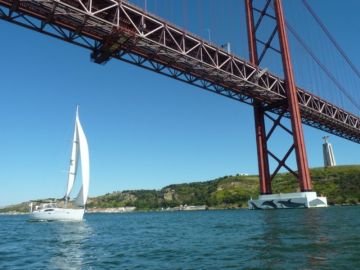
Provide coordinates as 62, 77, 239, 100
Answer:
0, 0, 360, 143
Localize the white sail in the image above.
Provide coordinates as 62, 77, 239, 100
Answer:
65, 110, 79, 199
74, 110, 90, 207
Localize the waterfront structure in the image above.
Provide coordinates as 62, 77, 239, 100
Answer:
248, 192, 328, 210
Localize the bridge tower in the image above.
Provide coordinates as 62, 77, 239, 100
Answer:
246, 0, 327, 209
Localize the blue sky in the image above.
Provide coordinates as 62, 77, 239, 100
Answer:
0, 0, 359, 206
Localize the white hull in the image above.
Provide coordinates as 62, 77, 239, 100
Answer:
248, 192, 328, 210
29, 208, 85, 221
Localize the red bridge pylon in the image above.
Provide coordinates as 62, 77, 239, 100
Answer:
245, 0, 312, 193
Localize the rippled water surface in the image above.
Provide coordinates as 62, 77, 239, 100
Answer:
1, 207, 360, 269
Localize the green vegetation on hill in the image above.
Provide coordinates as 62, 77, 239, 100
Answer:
87, 165, 360, 210
272, 165, 360, 205
2, 165, 360, 213
0, 198, 58, 213
86, 174, 259, 210
0, 202, 30, 213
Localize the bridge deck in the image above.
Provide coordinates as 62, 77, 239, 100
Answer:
1, 0, 359, 143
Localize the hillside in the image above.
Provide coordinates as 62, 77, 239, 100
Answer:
87, 165, 360, 210
2, 165, 360, 213
86, 174, 259, 210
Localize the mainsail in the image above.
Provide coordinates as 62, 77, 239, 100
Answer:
64, 106, 90, 207
65, 110, 79, 199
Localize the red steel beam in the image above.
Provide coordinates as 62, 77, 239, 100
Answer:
245, 0, 259, 66
254, 105, 272, 194
274, 0, 312, 191
245, 0, 271, 194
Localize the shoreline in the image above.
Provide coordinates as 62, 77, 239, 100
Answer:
1, 203, 359, 215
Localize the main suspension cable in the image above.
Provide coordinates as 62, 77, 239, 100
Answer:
286, 22, 360, 112
302, 0, 360, 80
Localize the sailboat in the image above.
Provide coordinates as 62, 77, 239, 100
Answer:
29, 106, 90, 221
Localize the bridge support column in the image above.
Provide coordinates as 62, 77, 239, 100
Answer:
274, 0, 312, 191
254, 105, 272, 194
245, 0, 271, 194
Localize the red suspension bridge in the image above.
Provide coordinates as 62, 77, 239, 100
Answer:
0, 0, 358, 200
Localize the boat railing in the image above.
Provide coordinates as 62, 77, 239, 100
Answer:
34, 203, 58, 210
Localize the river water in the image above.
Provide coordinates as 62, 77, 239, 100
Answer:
1, 207, 360, 269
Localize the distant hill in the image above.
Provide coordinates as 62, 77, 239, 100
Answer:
2, 165, 360, 213
87, 165, 360, 210
0, 198, 57, 214
0, 202, 30, 213
86, 174, 259, 210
